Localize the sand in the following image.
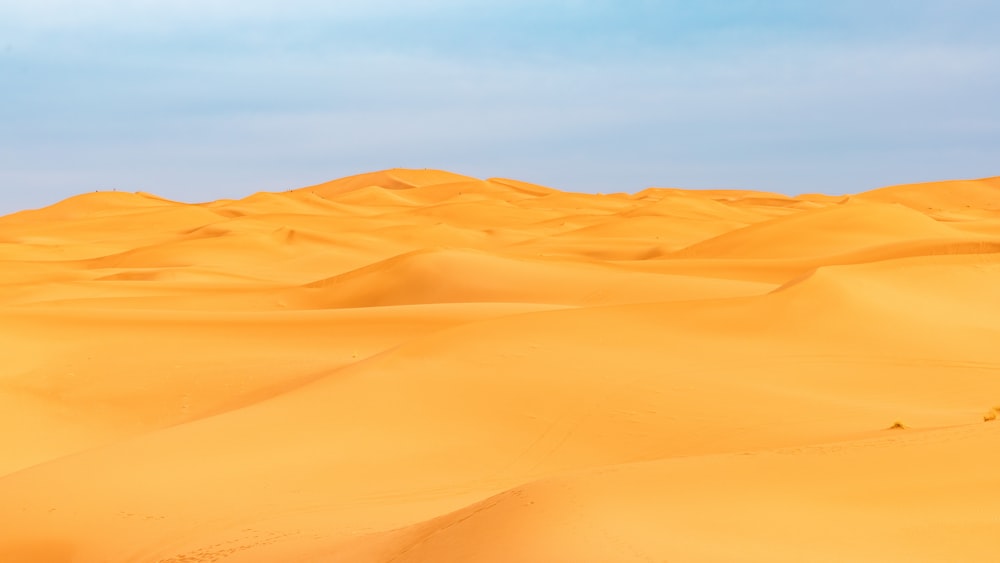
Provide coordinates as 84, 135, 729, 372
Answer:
1, 169, 999, 562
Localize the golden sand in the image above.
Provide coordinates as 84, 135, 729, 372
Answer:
2, 169, 999, 561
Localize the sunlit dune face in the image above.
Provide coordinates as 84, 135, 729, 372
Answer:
2, 169, 1000, 562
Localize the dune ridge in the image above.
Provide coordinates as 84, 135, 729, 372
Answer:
1, 169, 999, 562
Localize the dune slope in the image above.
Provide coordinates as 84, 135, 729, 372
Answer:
1, 169, 999, 562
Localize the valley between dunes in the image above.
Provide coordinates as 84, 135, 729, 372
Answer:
2, 168, 1000, 562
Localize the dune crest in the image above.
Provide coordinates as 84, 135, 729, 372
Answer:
2, 169, 999, 562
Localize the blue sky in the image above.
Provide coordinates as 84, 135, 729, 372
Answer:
1, 0, 998, 213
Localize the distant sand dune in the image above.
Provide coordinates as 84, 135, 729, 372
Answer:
1, 169, 999, 562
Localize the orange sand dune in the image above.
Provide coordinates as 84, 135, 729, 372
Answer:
1, 169, 999, 562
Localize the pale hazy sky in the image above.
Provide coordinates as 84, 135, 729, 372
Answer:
1, 0, 998, 213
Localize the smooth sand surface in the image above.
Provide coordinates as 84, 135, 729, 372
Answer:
1, 169, 999, 562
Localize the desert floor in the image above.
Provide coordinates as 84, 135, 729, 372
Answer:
2, 169, 999, 562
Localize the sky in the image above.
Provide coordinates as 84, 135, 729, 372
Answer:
1, 0, 998, 213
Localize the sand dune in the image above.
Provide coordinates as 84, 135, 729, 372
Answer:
1, 169, 999, 562
668, 202, 960, 259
